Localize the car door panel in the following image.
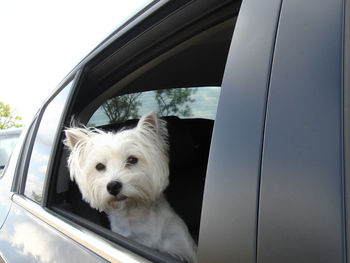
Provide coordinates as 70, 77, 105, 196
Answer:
258, 0, 344, 262
0, 198, 106, 263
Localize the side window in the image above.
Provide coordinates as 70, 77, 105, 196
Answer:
49, 2, 241, 262
24, 81, 73, 203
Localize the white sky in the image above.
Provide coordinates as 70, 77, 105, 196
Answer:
0, 0, 151, 126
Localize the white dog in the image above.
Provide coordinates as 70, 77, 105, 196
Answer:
64, 111, 197, 262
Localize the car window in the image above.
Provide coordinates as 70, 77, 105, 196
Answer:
24, 81, 73, 203
0, 133, 21, 173
48, 2, 241, 262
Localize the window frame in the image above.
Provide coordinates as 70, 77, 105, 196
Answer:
46, 3, 240, 263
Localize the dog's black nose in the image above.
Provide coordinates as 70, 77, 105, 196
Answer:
107, 181, 123, 196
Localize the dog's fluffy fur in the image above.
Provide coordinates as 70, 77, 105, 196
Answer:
64, 111, 196, 262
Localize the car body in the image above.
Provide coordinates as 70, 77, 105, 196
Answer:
0, 128, 22, 173
0, 0, 349, 262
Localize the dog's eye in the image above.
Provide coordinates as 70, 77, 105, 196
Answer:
96, 163, 106, 171
126, 156, 138, 166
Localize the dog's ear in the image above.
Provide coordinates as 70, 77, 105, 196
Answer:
137, 111, 167, 136
64, 128, 89, 150
137, 111, 168, 148
137, 111, 158, 132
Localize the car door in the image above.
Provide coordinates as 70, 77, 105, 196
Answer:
257, 0, 345, 262
200, 0, 347, 262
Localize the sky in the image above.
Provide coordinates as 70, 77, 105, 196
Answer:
0, 0, 151, 126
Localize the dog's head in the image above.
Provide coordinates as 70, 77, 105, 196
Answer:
64, 111, 169, 212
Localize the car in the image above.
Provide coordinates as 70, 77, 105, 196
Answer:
0, 128, 22, 173
0, 0, 348, 262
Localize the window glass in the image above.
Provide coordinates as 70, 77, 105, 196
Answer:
88, 87, 221, 126
24, 81, 73, 203
0, 133, 21, 172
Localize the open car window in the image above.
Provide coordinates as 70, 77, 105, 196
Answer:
47, 1, 242, 262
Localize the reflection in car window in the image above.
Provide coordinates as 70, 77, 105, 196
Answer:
88, 87, 221, 126
0, 134, 20, 171
24, 81, 73, 203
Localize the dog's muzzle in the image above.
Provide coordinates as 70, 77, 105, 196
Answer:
107, 181, 127, 201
